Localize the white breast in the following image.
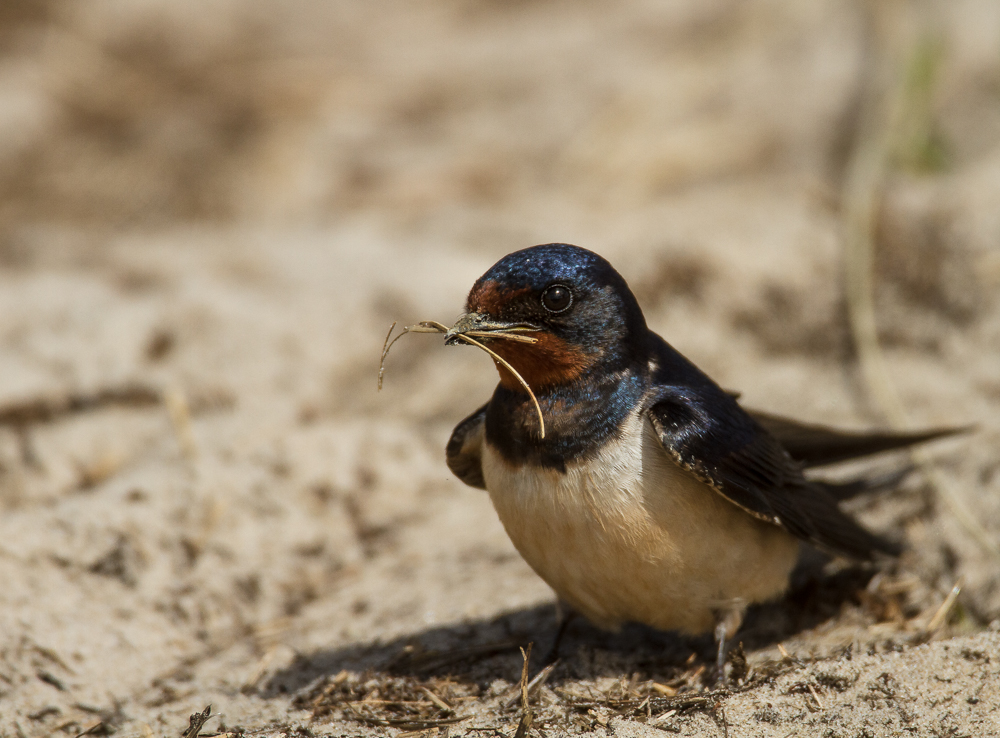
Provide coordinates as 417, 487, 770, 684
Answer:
481, 412, 799, 635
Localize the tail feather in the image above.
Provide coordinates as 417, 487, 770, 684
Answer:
748, 410, 968, 468
814, 465, 916, 501
772, 482, 904, 560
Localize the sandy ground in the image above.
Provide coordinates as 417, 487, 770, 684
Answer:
1, 1, 1000, 736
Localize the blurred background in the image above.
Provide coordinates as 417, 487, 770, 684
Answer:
0, 1, 998, 735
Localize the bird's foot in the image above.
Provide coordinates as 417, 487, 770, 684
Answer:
543, 608, 577, 665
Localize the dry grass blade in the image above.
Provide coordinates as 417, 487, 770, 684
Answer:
377, 321, 402, 391
514, 644, 533, 738
560, 686, 732, 715
350, 712, 467, 730
377, 320, 547, 438
451, 332, 546, 439
306, 672, 479, 729
504, 660, 558, 709
807, 683, 825, 710
420, 686, 454, 713
926, 577, 964, 632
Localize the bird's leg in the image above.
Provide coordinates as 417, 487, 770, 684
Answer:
713, 604, 745, 684
544, 602, 577, 665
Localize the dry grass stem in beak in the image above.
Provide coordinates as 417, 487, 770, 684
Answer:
378, 320, 546, 438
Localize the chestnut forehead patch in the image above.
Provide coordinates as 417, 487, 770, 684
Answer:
467, 280, 533, 315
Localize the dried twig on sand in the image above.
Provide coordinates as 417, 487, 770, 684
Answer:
513, 643, 533, 738
181, 705, 213, 738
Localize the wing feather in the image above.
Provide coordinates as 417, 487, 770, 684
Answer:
646, 387, 901, 560
446, 403, 488, 489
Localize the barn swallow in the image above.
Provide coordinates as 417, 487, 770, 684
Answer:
440, 243, 957, 674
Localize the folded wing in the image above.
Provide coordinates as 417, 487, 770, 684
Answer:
446, 403, 488, 490
646, 386, 902, 560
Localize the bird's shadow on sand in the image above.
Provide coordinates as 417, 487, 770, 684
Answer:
265, 549, 878, 696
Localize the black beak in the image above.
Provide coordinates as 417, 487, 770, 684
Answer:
444, 313, 536, 345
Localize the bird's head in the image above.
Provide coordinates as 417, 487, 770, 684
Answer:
446, 244, 648, 391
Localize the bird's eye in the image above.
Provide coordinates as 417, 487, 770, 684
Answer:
541, 284, 572, 313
